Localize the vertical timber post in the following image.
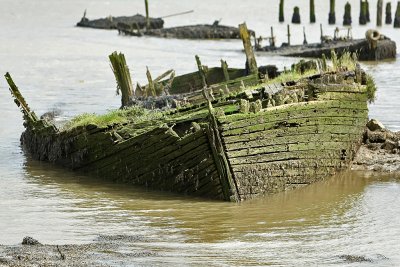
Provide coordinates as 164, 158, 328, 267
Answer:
320, 23, 323, 43
109, 51, 134, 108
329, 0, 336, 24
386, 2, 393, 24
4, 73, 39, 125
343, 2, 352, 26
303, 26, 308, 45
287, 24, 291, 46
279, 0, 285, 22
360, 0, 368, 25
395, 1, 400, 27
239, 23, 258, 75
195, 55, 207, 88
310, 0, 316, 23
146, 67, 156, 96
270, 26, 276, 47
221, 60, 230, 82
144, 0, 150, 30
377, 0, 383, 26
291, 6, 301, 23
203, 93, 239, 202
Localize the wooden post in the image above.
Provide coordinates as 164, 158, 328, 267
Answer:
270, 26, 275, 47
4, 73, 39, 124
386, 2, 393, 24
343, 2, 352, 26
329, 0, 336, 24
377, 0, 383, 26
303, 27, 308, 45
221, 60, 230, 82
203, 96, 239, 202
291, 6, 301, 23
359, 0, 368, 25
279, 0, 285, 22
239, 23, 258, 75
144, 0, 150, 30
195, 55, 207, 88
320, 23, 323, 43
310, 0, 316, 23
287, 24, 291, 46
109, 51, 134, 108
395, 1, 400, 27
145, 67, 156, 96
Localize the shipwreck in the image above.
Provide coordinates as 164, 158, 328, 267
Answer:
256, 27, 396, 61
5, 24, 374, 201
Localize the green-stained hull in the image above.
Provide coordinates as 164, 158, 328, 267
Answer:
16, 70, 369, 201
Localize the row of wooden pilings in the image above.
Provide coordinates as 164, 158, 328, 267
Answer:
279, 0, 400, 28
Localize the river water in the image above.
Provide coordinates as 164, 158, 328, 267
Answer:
0, 0, 399, 265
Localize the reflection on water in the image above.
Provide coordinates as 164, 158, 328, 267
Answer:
0, 0, 400, 265
2, 158, 397, 265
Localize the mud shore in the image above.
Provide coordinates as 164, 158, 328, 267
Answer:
352, 119, 400, 173
0, 235, 157, 267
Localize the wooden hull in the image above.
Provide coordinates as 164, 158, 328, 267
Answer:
19, 71, 369, 201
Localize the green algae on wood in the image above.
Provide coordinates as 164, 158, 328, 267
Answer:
109, 52, 134, 108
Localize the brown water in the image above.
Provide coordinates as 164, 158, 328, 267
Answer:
1, 0, 400, 265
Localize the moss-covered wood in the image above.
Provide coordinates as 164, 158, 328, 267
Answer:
109, 52, 134, 108
6, 58, 371, 202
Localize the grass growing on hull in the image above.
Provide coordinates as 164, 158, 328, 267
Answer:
61, 106, 164, 131
366, 74, 377, 103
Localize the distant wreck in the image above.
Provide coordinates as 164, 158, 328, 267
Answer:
76, 6, 251, 40
5, 24, 374, 201
77, 13, 164, 30
256, 27, 396, 61
117, 21, 250, 40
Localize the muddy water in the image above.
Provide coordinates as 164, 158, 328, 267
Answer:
0, 0, 400, 265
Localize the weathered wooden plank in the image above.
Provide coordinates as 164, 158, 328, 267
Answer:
228, 146, 360, 165
221, 116, 367, 136
218, 100, 368, 124
226, 140, 357, 158
225, 132, 361, 151
222, 124, 365, 144
220, 107, 368, 131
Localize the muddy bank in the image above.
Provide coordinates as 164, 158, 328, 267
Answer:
352, 119, 400, 172
0, 235, 157, 267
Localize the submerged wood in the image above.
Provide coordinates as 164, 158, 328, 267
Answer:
256, 30, 397, 61
5, 49, 373, 201
118, 23, 254, 40
77, 13, 164, 30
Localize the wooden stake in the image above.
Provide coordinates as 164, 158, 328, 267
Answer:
287, 24, 291, 46
239, 23, 258, 75
270, 26, 275, 47
329, 0, 336, 24
395, 1, 400, 28
359, 0, 368, 25
386, 2, 393, 24
279, 0, 285, 22
195, 55, 207, 87
221, 60, 230, 82
144, 0, 150, 30
109, 51, 134, 108
377, 0, 383, 26
146, 67, 156, 96
310, 0, 316, 23
343, 2, 352, 26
